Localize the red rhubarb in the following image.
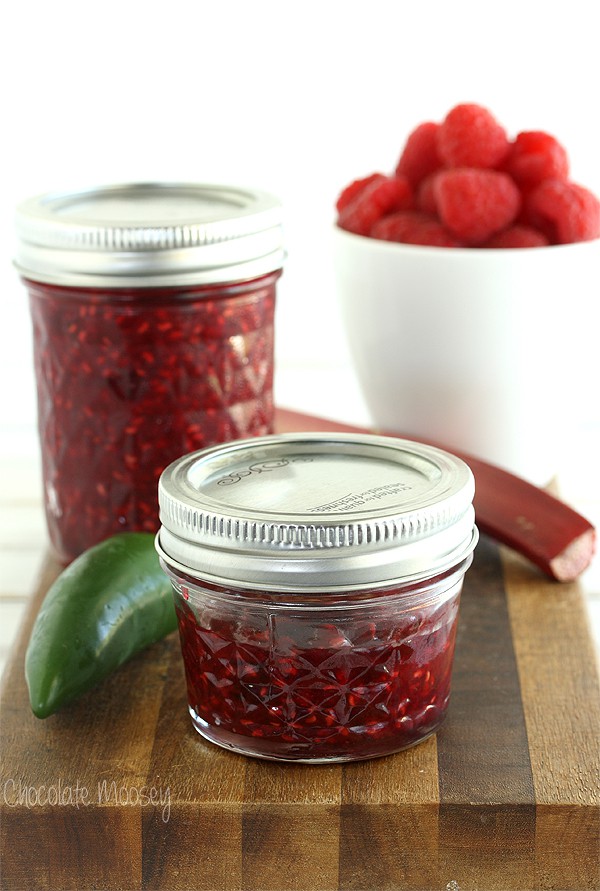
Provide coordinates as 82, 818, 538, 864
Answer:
275, 408, 596, 583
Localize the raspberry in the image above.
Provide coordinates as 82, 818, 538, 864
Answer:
416, 174, 439, 216
435, 168, 521, 244
335, 103, 599, 250
395, 122, 442, 186
437, 103, 510, 169
337, 175, 414, 236
503, 131, 569, 187
371, 211, 462, 247
525, 179, 600, 244
483, 225, 550, 248
335, 173, 385, 213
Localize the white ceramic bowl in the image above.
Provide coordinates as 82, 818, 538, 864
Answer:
334, 226, 600, 485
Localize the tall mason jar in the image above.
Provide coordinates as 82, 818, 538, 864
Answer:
15, 183, 284, 562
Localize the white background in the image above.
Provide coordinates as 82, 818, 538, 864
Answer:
1, 0, 600, 449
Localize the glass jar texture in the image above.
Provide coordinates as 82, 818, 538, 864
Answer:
163, 561, 468, 763
156, 433, 478, 763
25, 274, 278, 562
15, 183, 284, 562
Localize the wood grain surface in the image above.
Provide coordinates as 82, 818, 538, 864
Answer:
1, 417, 599, 891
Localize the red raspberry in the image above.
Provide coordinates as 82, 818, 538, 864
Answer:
437, 103, 510, 169
483, 225, 550, 248
371, 211, 462, 247
335, 173, 385, 212
525, 179, 600, 244
434, 167, 521, 244
514, 185, 541, 228
337, 175, 414, 236
503, 131, 569, 188
435, 168, 521, 244
416, 173, 439, 216
395, 122, 442, 186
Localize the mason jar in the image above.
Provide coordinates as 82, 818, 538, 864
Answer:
156, 432, 478, 763
15, 183, 284, 562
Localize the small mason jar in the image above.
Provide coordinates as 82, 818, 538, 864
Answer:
15, 183, 284, 562
156, 433, 478, 763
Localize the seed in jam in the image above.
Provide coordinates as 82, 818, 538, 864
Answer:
26, 274, 278, 562
174, 587, 460, 761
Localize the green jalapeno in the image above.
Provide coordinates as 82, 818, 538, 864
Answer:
25, 532, 176, 718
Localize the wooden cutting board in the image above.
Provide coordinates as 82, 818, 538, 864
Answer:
1, 414, 599, 891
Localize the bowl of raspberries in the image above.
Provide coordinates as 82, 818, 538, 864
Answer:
334, 103, 600, 484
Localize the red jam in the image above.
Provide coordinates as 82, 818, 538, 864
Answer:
26, 274, 278, 562
173, 580, 461, 761
157, 431, 477, 762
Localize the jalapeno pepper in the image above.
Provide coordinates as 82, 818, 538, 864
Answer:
25, 532, 176, 718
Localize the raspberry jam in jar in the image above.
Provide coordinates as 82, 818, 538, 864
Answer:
15, 183, 284, 562
156, 433, 478, 763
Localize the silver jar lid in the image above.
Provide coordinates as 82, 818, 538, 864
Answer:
157, 433, 478, 592
15, 182, 284, 287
